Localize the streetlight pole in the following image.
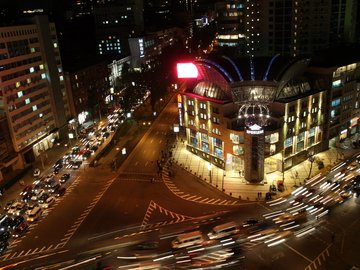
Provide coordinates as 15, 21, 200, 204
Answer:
208, 163, 212, 184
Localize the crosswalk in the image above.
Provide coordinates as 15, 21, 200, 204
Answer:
162, 166, 239, 206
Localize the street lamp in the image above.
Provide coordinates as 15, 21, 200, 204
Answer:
208, 162, 212, 184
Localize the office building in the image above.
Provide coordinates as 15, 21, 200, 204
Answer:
0, 15, 70, 173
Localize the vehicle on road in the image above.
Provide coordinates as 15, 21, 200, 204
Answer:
172, 231, 204, 249
60, 173, 70, 183
41, 196, 56, 209
208, 221, 240, 240
0, 240, 8, 255
12, 222, 29, 238
55, 187, 66, 197
242, 218, 259, 228
26, 207, 43, 222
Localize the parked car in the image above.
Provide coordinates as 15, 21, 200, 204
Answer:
33, 168, 41, 178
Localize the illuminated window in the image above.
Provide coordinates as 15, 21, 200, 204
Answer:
17, 91, 23, 98
39, 64, 44, 70
41, 73, 46, 79
16, 82, 20, 88
60, 75, 64, 81
29, 67, 35, 73
25, 98, 30, 104
53, 42, 58, 48
32, 105, 37, 111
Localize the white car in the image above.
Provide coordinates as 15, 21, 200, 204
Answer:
33, 168, 41, 178
41, 196, 56, 209
7, 202, 22, 216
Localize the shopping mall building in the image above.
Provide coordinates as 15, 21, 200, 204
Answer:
176, 54, 360, 183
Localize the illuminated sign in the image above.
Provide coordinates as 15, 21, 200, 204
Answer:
177, 63, 198, 78
246, 124, 264, 135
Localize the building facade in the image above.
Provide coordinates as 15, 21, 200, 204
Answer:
0, 15, 70, 177
214, 0, 359, 57
177, 54, 360, 183
64, 59, 111, 124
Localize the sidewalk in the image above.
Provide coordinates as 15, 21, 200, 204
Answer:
171, 140, 360, 202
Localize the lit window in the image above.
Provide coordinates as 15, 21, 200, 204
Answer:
17, 91, 23, 98
41, 73, 46, 79
53, 42, 58, 48
30, 48, 35, 53
25, 98, 30, 104
60, 75, 64, 81
16, 82, 20, 88
30, 67, 35, 73
39, 113, 43, 118
32, 105, 37, 111
39, 64, 44, 70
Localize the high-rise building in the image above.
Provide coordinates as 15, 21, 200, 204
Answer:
94, 0, 144, 56
215, 0, 359, 57
0, 15, 70, 171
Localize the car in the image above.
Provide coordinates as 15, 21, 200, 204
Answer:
38, 193, 49, 204
133, 241, 159, 250
33, 168, 41, 177
41, 196, 56, 209
340, 192, 352, 199
26, 207, 43, 222
55, 187, 66, 197
21, 191, 34, 203
26, 203, 39, 216
47, 183, 61, 194
82, 151, 91, 160
12, 216, 25, 229
20, 185, 33, 196
32, 179, 45, 192
72, 160, 82, 169
7, 202, 22, 216
53, 167, 61, 175
0, 240, 9, 255
0, 215, 14, 231
0, 230, 10, 242
12, 222, 29, 238
60, 173, 70, 183
242, 218, 259, 228
14, 202, 27, 216
31, 189, 45, 201
3, 200, 15, 212
347, 161, 358, 171
90, 145, 98, 153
